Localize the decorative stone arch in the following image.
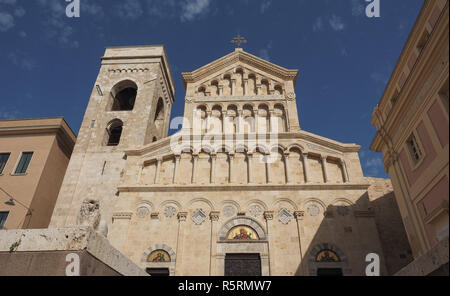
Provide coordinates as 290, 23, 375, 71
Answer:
307, 243, 351, 276
249, 144, 269, 155
269, 144, 287, 154
135, 201, 154, 219
330, 198, 354, 217
272, 198, 298, 211
186, 198, 215, 211
216, 216, 270, 276
245, 199, 268, 211
235, 144, 248, 154
301, 198, 327, 213
158, 200, 182, 214
287, 143, 305, 153
331, 198, 355, 207
220, 200, 241, 218
141, 244, 176, 276
214, 144, 233, 154
218, 216, 267, 241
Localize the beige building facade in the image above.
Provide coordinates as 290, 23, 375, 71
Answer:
371, 0, 449, 275
50, 45, 410, 276
0, 118, 76, 230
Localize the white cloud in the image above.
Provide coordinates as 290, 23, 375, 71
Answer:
8, 51, 37, 70
0, 12, 14, 32
260, 0, 271, 14
180, 0, 211, 22
329, 14, 345, 31
0, 108, 21, 120
351, 0, 364, 16
370, 72, 388, 84
115, 0, 143, 20
0, 0, 17, 5
312, 17, 323, 32
259, 41, 273, 61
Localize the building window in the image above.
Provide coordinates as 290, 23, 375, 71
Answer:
0, 153, 10, 174
407, 134, 423, 164
0, 212, 8, 229
106, 120, 123, 146
110, 80, 138, 111
14, 152, 33, 175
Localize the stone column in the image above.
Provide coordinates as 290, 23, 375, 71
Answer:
265, 154, 271, 184
210, 154, 216, 184
302, 153, 310, 183
237, 110, 244, 134
206, 111, 212, 134
154, 158, 162, 184
269, 110, 275, 134
209, 211, 220, 275
192, 154, 199, 184
229, 154, 234, 184
218, 85, 223, 96
231, 79, 236, 96
247, 153, 253, 184
284, 153, 290, 184
294, 211, 305, 276
340, 159, 350, 183
222, 111, 227, 134
175, 212, 188, 275
264, 211, 274, 276
243, 78, 249, 96
173, 155, 181, 184
253, 108, 259, 134
321, 156, 329, 183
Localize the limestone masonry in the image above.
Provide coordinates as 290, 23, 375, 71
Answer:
49, 45, 411, 276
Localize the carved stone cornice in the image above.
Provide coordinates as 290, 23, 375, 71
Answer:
112, 212, 133, 220
118, 183, 371, 193
182, 49, 298, 88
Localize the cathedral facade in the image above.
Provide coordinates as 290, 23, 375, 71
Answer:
50, 45, 396, 276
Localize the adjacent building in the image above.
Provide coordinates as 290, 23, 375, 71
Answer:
371, 0, 449, 275
0, 118, 76, 230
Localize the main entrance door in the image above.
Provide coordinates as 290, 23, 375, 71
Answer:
225, 254, 262, 276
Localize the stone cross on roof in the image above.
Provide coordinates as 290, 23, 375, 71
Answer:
231, 34, 247, 48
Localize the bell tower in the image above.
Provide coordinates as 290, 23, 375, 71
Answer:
50, 45, 175, 228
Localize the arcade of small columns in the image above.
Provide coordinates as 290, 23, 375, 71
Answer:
139, 147, 351, 186
193, 103, 288, 134
194, 68, 285, 97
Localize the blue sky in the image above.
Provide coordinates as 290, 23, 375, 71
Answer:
0, 0, 424, 178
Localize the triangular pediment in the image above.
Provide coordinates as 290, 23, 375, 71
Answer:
182, 48, 298, 89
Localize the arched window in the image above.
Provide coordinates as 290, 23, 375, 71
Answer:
211, 81, 219, 96
111, 80, 138, 111
274, 85, 283, 95
106, 120, 123, 146
198, 86, 206, 97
